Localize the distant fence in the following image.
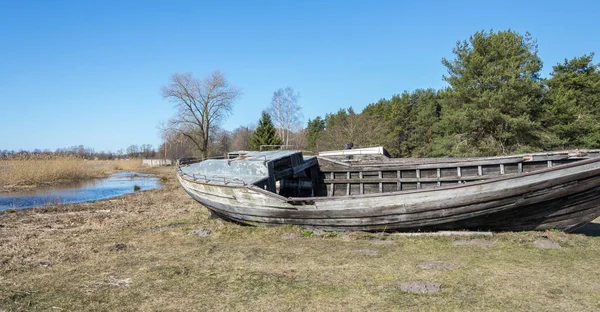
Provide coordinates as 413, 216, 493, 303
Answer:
142, 159, 173, 167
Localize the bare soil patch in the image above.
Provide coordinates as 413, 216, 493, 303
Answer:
533, 239, 561, 249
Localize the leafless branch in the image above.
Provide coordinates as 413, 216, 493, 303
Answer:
162, 71, 241, 159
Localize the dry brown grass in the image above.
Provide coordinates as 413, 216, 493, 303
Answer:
0, 158, 143, 191
1, 168, 599, 311
107, 159, 143, 171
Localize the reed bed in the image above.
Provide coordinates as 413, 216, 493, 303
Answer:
0, 157, 143, 189
108, 159, 143, 171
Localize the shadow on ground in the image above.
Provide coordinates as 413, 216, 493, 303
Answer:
573, 222, 600, 237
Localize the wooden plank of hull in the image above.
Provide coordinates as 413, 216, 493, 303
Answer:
185, 174, 600, 224
177, 158, 600, 231
188, 185, 600, 232
179, 162, 600, 218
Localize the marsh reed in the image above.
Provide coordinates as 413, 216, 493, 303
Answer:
0, 156, 143, 188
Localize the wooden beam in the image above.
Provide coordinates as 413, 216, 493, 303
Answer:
346, 172, 350, 195
324, 176, 487, 184
329, 172, 334, 197
359, 172, 364, 194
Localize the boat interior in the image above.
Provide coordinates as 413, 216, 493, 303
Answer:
177, 147, 600, 198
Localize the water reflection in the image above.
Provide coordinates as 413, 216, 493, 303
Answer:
0, 172, 161, 211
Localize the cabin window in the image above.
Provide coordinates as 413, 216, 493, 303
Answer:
523, 162, 548, 173
382, 171, 396, 178
401, 170, 416, 178
420, 169, 437, 178
482, 165, 501, 175
350, 184, 360, 195
402, 183, 417, 190
363, 183, 379, 194
383, 183, 396, 192
440, 168, 456, 177
504, 164, 519, 174
461, 166, 478, 176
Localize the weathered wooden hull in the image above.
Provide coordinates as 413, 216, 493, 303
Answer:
177, 157, 600, 232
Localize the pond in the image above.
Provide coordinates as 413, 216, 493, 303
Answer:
0, 172, 162, 211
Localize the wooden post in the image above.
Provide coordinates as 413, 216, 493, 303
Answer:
346, 172, 350, 195
267, 162, 276, 193
378, 171, 383, 193
329, 172, 334, 197
416, 169, 421, 189
359, 172, 364, 195
397, 170, 401, 191
310, 166, 319, 197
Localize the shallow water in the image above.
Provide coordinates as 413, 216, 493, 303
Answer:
0, 172, 161, 211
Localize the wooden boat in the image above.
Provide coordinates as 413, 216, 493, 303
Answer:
176, 147, 600, 232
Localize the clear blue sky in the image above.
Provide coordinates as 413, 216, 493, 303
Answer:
1, 0, 598, 153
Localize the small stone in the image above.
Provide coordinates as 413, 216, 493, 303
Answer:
353, 249, 377, 256
190, 228, 212, 237
39, 261, 52, 268
399, 281, 442, 294
418, 261, 454, 270
534, 239, 561, 249
113, 278, 131, 287
109, 243, 128, 252
452, 239, 494, 247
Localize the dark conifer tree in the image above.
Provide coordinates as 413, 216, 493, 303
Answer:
251, 111, 283, 150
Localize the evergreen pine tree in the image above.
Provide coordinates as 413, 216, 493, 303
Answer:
435, 30, 545, 156
251, 111, 283, 150
543, 54, 600, 148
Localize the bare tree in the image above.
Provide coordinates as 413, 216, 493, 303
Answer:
126, 145, 139, 158
230, 126, 254, 151
268, 87, 302, 147
316, 113, 388, 151
159, 127, 197, 160
161, 71, 241, 159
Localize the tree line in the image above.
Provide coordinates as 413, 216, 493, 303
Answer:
161, 30, 600, 159
308, 30, 600, 157
1, 144, 158, 160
